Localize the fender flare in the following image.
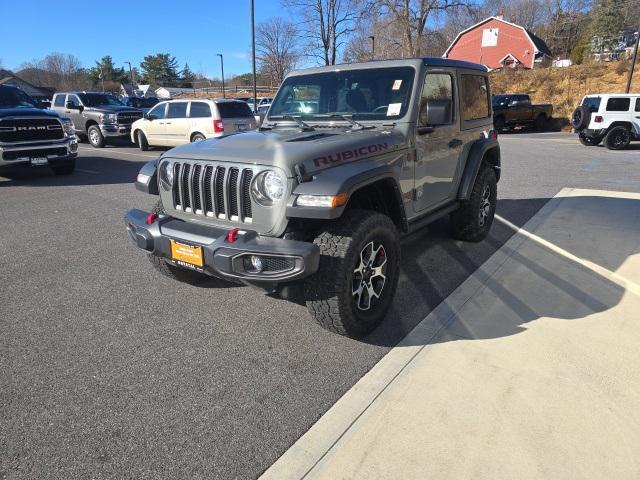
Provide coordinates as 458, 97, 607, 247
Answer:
135, 159, 159, 195
286, 157, 407, 226
457, 138, 500, 201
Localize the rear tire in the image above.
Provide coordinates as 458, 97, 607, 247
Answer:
534, 114, 547, 131
88, 125, 105, 148
304, 210, 400, 337
603, 126, 631, 150
51, 159, 76, 175
137, 130, 149, 151
191, 133, 206, 142
450, 165, 497, 242
579, 133, 601, 146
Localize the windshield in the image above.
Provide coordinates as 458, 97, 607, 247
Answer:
268, 67, 415, 122
79, 93, 124, 107
0, 87, 39, 109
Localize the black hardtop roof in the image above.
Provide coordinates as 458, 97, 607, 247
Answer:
288, 57, 489, 76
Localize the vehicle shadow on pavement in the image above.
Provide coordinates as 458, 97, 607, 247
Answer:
364, 195, 636, 347
0, 154, 147, 187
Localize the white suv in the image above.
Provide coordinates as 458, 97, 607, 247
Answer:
131, 99, 257, 150
572, 94, 640, 150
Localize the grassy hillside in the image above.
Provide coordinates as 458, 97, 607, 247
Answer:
491, 61, 640, 123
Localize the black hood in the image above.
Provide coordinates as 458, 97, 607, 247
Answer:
0, 108, 62, 119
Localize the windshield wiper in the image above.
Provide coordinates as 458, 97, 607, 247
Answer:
316, 114, 374, 131
268, 114, 315, 131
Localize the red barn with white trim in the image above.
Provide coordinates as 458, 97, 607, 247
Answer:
444, 17, 552, 70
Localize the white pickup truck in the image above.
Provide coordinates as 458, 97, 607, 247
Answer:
572, 93, 640, 150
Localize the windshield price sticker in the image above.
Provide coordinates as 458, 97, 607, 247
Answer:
392, 79, 403, 90
386, 103, 402, 116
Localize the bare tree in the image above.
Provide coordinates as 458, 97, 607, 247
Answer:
256, 17, 299, 85
284, 0, 361, 65
19, 53, 90, 90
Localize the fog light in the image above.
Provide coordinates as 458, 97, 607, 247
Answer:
250, 256, 264, 272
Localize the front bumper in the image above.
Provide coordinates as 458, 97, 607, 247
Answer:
0, 137, 78, 166
124, 209, 320, 290
100, 123, 132, 137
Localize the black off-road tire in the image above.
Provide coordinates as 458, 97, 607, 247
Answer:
579, 133, 601, 146
88, 124, 105, 148
534, 114, 548, 131
304, 210, 400, 337
51, 159, 76, 175
571, 105, 590, 130
603, 126, 631, 150
494, 116, 506, 132
450, 165, 497, 242
137, 130, 149, 151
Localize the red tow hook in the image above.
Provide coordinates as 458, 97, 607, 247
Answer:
226, 227, 239, 243
146, 212, 158, 225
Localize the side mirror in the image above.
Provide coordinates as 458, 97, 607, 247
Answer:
65, 101, 76, 109
145, 113, 156, 121
420, 99, 452, 130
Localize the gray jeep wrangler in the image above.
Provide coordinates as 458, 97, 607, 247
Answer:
125, 58, 500, 337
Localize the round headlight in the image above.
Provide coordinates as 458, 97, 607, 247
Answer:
263, 171, 284, 201
159, 160, 173, 190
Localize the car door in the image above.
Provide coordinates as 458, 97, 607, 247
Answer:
144, 103, 168, 145
164, 102, 189, 146
413, 70, 461, 212
64, 94, 85, 132
188, 101, 213, 137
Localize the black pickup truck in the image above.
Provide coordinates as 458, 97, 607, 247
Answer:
0, 85, 78, 175
492, 94, 553, 131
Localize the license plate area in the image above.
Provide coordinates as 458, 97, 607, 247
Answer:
170, 240, 204, 267
30, 157, 48, 166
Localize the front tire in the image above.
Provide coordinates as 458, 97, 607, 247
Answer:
88, 125, 105, 148
304, 210, 400, 337
603, 126, 631, 150
450, 165, 497, 242
137, 130, 149, 151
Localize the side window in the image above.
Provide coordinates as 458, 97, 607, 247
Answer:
636, 98, 640, 112
460, 74, 490, 121
67, 94, 81, 107
189, 102, 212, 118
148, 103, 167, 119
167, 102, 188, 119
53, 94, 66, 107
419, 73, 454, 126
606, 97, 630, 112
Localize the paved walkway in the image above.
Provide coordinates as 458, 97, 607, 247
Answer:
261, 188, 640, 480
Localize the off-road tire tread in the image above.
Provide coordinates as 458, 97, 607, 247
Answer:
305, 210, 400, 337
603, 126, 631, 150
450, 165, 497, 242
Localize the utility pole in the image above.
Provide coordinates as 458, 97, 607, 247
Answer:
217, 53, 225, 98
626, 28, 640, 94
99, 68, 104, 92
124, 61, 135, 92
251, 0, 257, 113
369, 36, 375, 60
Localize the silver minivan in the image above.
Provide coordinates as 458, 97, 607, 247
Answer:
131, 99, 258, 150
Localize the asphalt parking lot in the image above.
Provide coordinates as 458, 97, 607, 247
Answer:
1, 132, 639, 480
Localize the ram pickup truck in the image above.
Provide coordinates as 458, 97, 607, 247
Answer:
0, 85, 77, 175
50, 92, 143, 148
124, 58, 501, 337
492, 94, 553, 131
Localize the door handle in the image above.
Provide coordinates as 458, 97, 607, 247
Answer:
448, 138, 462, 148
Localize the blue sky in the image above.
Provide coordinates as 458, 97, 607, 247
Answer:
0, 0, 297, 77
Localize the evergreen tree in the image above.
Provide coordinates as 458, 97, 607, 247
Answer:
140, 53, 180, 87
180, 63, 196, 88
89, 55, 127, 86
590, 0, 625, 53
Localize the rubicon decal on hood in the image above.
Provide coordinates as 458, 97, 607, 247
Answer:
313, 143, 389, 167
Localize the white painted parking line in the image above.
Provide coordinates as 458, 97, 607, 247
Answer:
77, 146, 158, 159
75, 168, 100, 175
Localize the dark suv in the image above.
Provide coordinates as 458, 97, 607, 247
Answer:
0, 85, 77, 175
50, 92, 143, 148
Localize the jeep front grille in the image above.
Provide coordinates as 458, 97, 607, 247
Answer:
172, 162, 254, 222
0, 118, 64, 143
